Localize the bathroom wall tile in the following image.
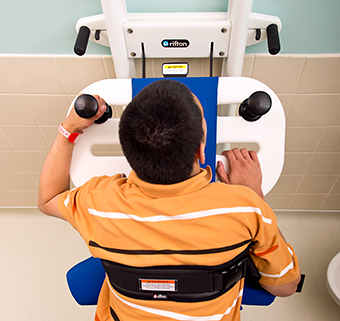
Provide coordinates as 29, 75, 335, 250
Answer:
0, 129, 12, 150
296, 56, 340, 94
252, 55, 305, 94
317, 127, 340, 152
237, 143, 259, 152
282, 153, 313, 175
54, 56, 108, 94
329, 99, 340, 125
16, 151, 48, 173
297, 175, 338, 194
30, 173, 41, 186
287, 95, 339, 126
1, 126, 49, 151
330, 178, 340, 194
0, 191, 18, 206
0, 173, 37, 190
91, 144, 124, 157
0, 57, 21, 93
5, 56, 65, 94
242, 55, 254, 77
67, 94, 77, 105
277, 94, 293, 119
102, 56, 116, 79
39, 126, 58, 148
211, 58, 221, 77
11, 191, 38, 206
0, 179, 6, 190
24, 95, 70, 125
113, 106, 124, 118
270, 175, 302, 194
135, 58, 156, 78
148, 59, 159, 78
285, 127, 324, 152
184, 59, 203, 77
306, 154, 340, 175
290, 194, 327, 210
0, 151, 26, 172
264, 193, 294, 209
0, 54, 339, 210
0, 95, 37, 125
321, 194, 340, 211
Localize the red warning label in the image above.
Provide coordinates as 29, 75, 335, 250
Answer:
139, 279, 177, 292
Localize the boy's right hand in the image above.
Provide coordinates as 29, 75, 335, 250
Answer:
63, 94, 107, 134
216, 148, 264, 200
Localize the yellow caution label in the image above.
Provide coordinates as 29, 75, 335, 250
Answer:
164, 64, 187, 69
162, 63, 189, 76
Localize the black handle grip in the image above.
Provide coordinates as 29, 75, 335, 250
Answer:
239, 91, 272, 122
74, 26, 91, 56
266, 24, 281, 55
74, 94, 112, 124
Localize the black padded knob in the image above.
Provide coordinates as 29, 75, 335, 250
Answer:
266, 24, 281, 55
74, 94, 112, 124
239, 91, 272, 122
74, 26, 91, 56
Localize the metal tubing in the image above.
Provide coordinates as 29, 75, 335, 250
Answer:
223, 0, 253, 77
100, 0, 132, 78
219, 0, 253, 139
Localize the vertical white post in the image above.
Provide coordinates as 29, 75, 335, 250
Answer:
101, 0, 133, 78
222, 0, 253, 78
219, 0, 253, 152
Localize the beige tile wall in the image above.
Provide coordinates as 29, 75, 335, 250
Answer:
0, 54, 339, 211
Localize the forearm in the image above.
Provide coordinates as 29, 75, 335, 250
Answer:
38, 95, 106, 218
260, 273, 301, 297
38, 131, 74, 215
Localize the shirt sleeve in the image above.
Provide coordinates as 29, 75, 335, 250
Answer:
57, 177, 101, 243
249, 201, 300, 287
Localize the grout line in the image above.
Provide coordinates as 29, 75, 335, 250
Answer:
2, 57, 24, 94
320, 176, 340, 210
249, 54, 255, 78
327, 96, 340, 128
102, 56, 110, 79
151, 58, 155, 78
52, 55, 68, 94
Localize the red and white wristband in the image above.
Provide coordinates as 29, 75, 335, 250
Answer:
58, 123, 83, 144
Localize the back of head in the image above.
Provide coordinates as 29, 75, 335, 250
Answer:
119, 79, 203, 184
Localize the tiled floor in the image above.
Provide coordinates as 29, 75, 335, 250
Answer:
1, 208, 340, 321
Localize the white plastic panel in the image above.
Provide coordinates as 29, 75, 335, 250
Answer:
123, 20, 230, 58
69, 77, 285, 196
216, 77, 285, 195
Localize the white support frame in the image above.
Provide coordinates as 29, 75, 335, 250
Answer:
75, 0, 281, 79
68, 77, 285, 196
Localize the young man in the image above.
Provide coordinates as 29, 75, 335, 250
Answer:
39, 80, 300, 321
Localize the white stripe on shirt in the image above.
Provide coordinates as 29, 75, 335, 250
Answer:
259, 261, 294, 278
107, 278, 243, 321
88, 206, 272, 224
64, 195, 70, 208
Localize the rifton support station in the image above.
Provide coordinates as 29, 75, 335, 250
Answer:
74, 0, 281, 79
67, 77, 285, 196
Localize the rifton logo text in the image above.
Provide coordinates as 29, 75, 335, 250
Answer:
162, 39, 190, 48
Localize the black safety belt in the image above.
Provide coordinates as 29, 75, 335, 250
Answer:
101, 242, 253, 303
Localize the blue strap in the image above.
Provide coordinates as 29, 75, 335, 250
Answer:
132, 77, 219, 181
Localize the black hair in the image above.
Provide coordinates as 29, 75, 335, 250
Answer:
119, 79, 204, 184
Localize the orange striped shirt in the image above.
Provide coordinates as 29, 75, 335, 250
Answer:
58, 167, 299, 321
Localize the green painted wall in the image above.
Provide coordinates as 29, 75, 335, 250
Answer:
1, 0, 339, 54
